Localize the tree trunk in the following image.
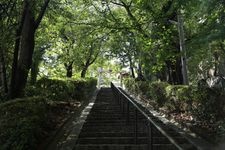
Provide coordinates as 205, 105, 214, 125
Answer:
0, 47, 8, 93
137, 63, 144, 80
166, 61, 174, 84
80, 46, 99, 78
165, 57, 183, 85
65, 62, 73, 78
30, 61, 38, 85
10, 2, 27, 97
128, 57, 135, 78
175, 57, 183, 84
11, 5, 36, 98
177, 12, 189, 85
10, 0, 50, 98
81, 66, 88, 78
214, 51, 219, 76
130, 65, 135, 78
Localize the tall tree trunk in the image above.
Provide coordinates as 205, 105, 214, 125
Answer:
10, 0, 50, 98
10, 2, 27, 97
0, 47, 8, 93
166, 57, 183, 85
219, 42, 225, 76
30, 60, 38, 85
166, 61, 174, 84
11, 4, 36, 98
177, 12, 189, 85
175, 57, 183, 84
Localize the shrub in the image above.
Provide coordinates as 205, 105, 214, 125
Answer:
136, 81, 151, 96
124, 78, 136, 94
0, 97, 47, 150
35, 78, 71, 101
165, 85, 194, 113
149, 81, 169, 108
25, 77, 97, 101
70, 78, 97, 100
124, 79, 225, 122
192, 86, 225, 122
0, 78, 97, 150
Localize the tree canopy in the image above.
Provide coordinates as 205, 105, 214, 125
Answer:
0, 0, 225, 97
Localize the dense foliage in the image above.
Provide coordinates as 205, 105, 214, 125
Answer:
1, 0, 225, 97
124, 78, 225, 122
0, 78, 97, 150
0, 97, 48, 150
1, 0, 225, 147
26, 77, 97, 101
124, 78, 225, 142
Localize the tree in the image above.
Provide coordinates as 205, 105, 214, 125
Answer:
10, 0, 50, 98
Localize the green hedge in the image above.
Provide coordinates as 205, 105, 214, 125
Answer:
0, 97, 48, 150
25, 77, 97, 101
124, 78, 225, 123
165, 85, 194, 113
0, 77, 97, 150
149, 81, 169, 108
193, 86, 225, 122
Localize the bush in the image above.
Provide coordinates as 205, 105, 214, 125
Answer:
124, 78, 151, 97
136, 81, 151, 96
124, 78, 136, 94
0, 77, 97, 150
192, 86, 225, 122
165, 85, 194, 113
25, 77, 97, 101
35, 78, 72, 101
124, 79, 169, 108
70, 77, 97, 100
149, 81, 169, 107
0, 97, 47, 150
124, 79, 225, 124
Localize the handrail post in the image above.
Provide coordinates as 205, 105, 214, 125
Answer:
147, 122, 153, 150
118, 91, 119, 104
119, 93, 122, 110
126, 101, 130, 124
122, 98, 125, 114
135, 108, 138, 144
110, 82, 184, 150
121, 95, 123, 112
119, 92, 121, 106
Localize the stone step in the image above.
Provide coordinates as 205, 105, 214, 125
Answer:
76, 137, 148, 144
83, 119, 164, 124
83, 121, 146, 125
76, 137, 187, 145
81, 125, 146, 132
78, 132, 148, 138
81, 124, 173, 132
78, 131, 180, 137
74, 144, 177, 150
86, 116, 147, 120
73, 88, 196, 150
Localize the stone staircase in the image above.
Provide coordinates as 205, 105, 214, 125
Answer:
74, 88, 197, 150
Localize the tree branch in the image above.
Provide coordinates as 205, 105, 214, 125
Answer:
71, 21, 132, 31
35, 0, 50, 29
110, 1, 125, 7
106, 2, 119, 22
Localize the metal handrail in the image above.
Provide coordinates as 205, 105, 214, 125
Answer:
111, 82, 183, 150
